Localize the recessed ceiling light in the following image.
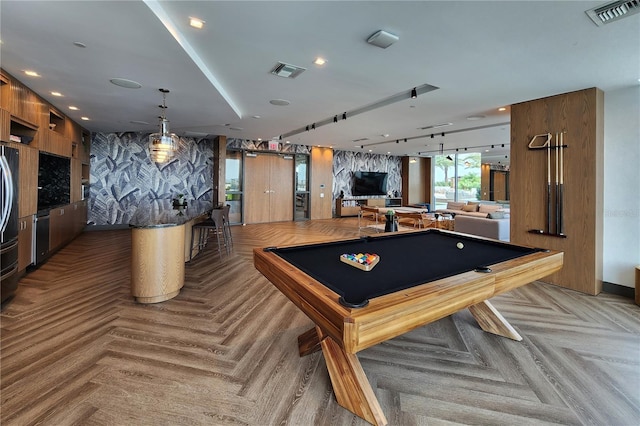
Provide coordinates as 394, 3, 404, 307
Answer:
130, 120, 149, 125
269, 99, 290, 106
313, 57, 326, 66
381, 134, 390, 138
257, 138, 262, 141
252, 115, 261, 119
498, 107, 507, 111
229, 127, 242, 131
73, 41, 86, 48
189, 17, 205, 29
51, 91, 62, 97
68, 106, 79, 111
466, 115, 485, 121
80, 116, 90, 121
24, 70, 40, 77
109, 78, 142, 89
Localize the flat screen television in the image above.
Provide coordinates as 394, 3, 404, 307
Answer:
38, 152, 71, 212
352, 171, 388, 196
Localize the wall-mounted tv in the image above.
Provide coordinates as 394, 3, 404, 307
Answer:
352, 171, 388, 196
38, 152, 71, 212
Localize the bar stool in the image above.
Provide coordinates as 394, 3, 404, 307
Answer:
221, 204, 233, 251
190, 209, 228, 260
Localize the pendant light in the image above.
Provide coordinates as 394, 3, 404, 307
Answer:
149, 88, 178, 163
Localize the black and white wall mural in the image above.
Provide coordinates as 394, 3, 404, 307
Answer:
89, 132, 213, 225
332, 150, 402, 199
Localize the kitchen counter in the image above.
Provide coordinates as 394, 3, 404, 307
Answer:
129, 199, 213, 228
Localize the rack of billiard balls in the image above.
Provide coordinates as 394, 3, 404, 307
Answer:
340, 253, 380, 271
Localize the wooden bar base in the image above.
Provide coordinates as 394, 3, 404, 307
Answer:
131, 225, 185, 304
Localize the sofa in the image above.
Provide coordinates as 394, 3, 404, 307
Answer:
454, 215, 510, 241
434, 201, 510, 241
435, 201, 509, 218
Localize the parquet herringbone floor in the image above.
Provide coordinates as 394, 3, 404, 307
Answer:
1, 218, 639, 425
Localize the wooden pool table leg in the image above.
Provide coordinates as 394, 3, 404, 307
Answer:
468, 300, 522, 341
321, 334, 388, 426
297, 326, 388, 426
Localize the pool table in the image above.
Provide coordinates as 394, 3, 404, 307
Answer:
254, 229, 563, 426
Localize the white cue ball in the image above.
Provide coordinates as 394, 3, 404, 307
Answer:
456, 242, 464, 249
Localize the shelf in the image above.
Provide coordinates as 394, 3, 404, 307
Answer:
9, 116, 37, 145
49, 108, 65, 134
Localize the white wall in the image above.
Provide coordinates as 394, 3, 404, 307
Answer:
603, 86, 640, 288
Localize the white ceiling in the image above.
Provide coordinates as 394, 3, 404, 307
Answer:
1, 1, 638, 166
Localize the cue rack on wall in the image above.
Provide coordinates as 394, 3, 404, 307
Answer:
527, 131, 568, 238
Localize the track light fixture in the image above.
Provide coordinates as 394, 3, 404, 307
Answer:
431, 134, 434, 138
334, 115, 338, 123
404, 138, 407, 143
446, 155, 453, 161
342, 112, 347, 120
311, 123, 315, 130
396, 140, 399, 144
411, 87, 417, 99
306, 125, 309, 131
442, 132, 445, 137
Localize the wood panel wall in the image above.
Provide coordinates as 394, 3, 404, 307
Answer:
310, 147, 333, 220
401, 157, 431, 206
510, 87, 604, 295
213, 135, 226, 207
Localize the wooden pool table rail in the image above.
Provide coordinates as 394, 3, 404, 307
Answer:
254, 236, 563, 426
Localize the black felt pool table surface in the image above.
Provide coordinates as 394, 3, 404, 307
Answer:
269, 230, 540, 306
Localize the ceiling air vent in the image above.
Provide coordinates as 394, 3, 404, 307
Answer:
270, 62, 306, 79
586, 0, 640, 26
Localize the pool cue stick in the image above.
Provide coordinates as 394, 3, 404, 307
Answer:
555, 132, 559, 234
558, 132, 564, 235
546, 135, 552, 234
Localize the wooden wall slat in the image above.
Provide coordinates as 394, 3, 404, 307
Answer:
510, 88, 603, 294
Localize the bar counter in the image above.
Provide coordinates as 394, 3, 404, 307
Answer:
130, 200, 213, 303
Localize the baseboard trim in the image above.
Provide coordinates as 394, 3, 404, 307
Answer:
602, 281, 634, 299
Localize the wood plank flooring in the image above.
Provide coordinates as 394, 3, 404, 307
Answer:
1, 218, 639, 425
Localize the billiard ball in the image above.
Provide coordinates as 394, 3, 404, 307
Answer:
456, 242, 464, 249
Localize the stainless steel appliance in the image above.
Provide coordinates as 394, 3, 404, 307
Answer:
1, 144, 19, 304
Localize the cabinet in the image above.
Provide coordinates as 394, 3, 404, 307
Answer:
18, 215, 34, 271
0, 72, 9, 110
14, 143, 38, 217
335, 199, 363, 217
335, 198, 402, 217
73, 200, 87, 235
71, 158, 83, 202
9, 78, 41, 126
49, 204, 75, 251
41, 201, 86, 262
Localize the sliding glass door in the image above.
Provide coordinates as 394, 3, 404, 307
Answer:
432, 152, 481, 209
